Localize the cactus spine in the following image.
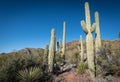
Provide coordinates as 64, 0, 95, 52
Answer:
61, 21, 66, 62
80, 2, 96, 78
95, 11, 101, 55
48, 29, 56, 73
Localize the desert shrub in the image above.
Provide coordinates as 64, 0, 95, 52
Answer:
96, 42, 120, 76
72, 52, 79, 64
55, 53, 61, 64
69, 53, 77, 64
96, 75, 113, 82
65, 52, 79, 65
0, 54, 47, 82
0, 55, 8, 66
18, 67, 42, 82
77, 62, 88, 74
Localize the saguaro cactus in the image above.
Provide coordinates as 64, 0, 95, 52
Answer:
44, 44, 49, 56
57, 39, 62, 53
48, 29, 56, 73
95, 11, 101, 55
80, 35, 84, 62
78, 35, 84, 62
61, 21, 66, 62
80, 2, 96, 78
43, 44, 49, 64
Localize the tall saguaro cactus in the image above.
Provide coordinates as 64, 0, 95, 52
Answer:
80, 2, 96, 78
61, 21, 66, 62
95, 11, 101, 55
48, 29, 56, 73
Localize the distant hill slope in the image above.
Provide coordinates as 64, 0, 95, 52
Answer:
0, 40, 120, 56
0, 48, 44, 56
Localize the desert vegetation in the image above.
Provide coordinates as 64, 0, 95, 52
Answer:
0, 2, 120, 82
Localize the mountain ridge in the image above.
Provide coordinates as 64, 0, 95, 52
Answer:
0, 40, 119, 56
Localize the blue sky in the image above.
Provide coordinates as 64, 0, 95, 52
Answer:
0, 0, 120, 53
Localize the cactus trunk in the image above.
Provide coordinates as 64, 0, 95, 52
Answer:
43, 44, 49, 64
86, 33, 95, 77
61, 21, 66, 63
78, 35, 84, 62
48, 29, 56, 73
94, 11, 101, 76
80, 35, 84, 62
80, 2, 96, 78
57, 39, 62, 53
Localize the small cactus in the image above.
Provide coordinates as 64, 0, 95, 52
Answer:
80, 35, 84, 62
48, 29, 56, 73
78, 35, 84, 62
57, 39, 62, 53
43, 44, 49, 64
44, 44, 49, 56
80, 2, 96, 78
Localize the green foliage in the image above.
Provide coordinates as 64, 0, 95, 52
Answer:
65, 52, 79, 65
18, 67, 42, 82
96, 41, 120, 76
96, 75, 113, 82
55, 54, 61, 63
77, 62, 88, 74
0, 54, 47, 82
71, 52, 79, 64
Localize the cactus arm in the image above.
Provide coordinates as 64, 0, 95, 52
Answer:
85, 2, 91, 29
81, 20, 88, 34
95, 11, 100, 35
91, 23, 96, 33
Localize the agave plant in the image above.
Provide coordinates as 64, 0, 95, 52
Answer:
18, 67, 42, 82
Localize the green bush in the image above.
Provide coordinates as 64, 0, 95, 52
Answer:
96, 42, 120, 76
0, 54, 46, 82
77, 62, 88, 74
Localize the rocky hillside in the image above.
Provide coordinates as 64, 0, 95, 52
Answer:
0, 40, 119, 57
66, 40, 120, 54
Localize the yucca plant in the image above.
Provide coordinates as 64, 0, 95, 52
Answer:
18, 67, 42, 82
